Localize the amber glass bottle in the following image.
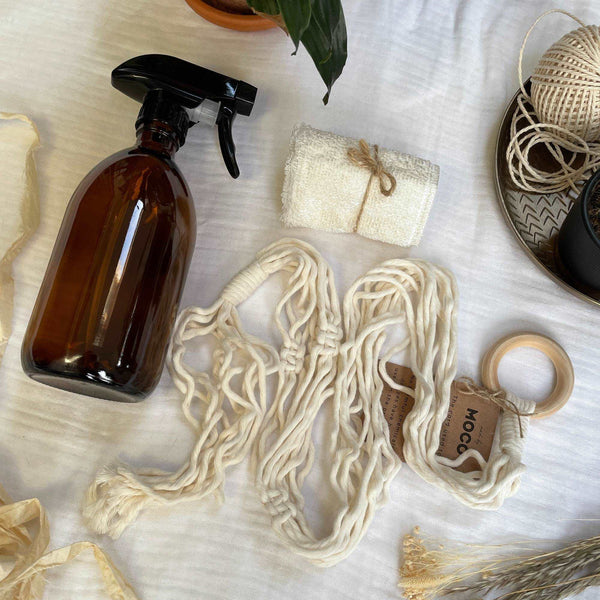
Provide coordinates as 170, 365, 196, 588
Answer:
21, 54, 256, 402
21, 120, 196, 402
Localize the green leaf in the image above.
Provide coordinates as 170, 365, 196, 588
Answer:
276, 0, 312, 51
299, 0, 347, 104
246, 0, 279, 16
246, 0, 347, 105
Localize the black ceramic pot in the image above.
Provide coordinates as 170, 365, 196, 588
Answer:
557, 169, 600, 290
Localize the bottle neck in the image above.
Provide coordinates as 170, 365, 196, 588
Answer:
135, 121, 180, 158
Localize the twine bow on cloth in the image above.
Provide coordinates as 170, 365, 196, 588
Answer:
347, 139, 397, 231
280, 124, 439, 247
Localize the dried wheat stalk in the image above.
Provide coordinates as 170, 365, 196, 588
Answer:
400, 528, 600, 600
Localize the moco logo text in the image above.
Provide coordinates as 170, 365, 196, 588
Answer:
456, 408, 478, 455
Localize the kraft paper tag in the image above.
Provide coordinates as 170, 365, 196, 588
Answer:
381, 363, 501, 472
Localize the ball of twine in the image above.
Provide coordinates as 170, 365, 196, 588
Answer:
508, 10, 600, 194
531, 22, 600, 143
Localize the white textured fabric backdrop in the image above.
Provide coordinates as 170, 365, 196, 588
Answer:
1, 1, 599, 598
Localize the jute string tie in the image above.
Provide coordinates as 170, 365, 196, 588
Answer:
456, 377, 535, 438
347, 139, 397, 231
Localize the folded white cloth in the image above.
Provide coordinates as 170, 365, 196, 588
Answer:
281, 123, 440, 247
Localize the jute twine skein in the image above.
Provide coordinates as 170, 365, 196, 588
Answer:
530, 13, 600, 143
507, 10, 600, 194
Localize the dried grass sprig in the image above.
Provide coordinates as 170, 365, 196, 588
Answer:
400, 527, 600, 600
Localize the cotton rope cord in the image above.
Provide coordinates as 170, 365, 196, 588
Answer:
507, 10, 600, 194
83, 239, 534, 566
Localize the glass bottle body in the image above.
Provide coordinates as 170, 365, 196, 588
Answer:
21, 126, 196, 402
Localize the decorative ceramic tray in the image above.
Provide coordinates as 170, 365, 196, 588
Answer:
494, 82, 600, 307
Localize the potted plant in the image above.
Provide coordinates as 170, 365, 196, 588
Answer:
185, 0, 347, 104
557, 169, 600, 290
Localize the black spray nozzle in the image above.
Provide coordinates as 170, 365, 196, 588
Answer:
112, 54, 257, 178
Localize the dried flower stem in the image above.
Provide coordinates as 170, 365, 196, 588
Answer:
400, 528, 600, 600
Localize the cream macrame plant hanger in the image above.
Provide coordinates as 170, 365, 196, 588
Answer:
84, 239, 534, 567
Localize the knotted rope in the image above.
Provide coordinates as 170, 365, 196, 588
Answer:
347, 139, 397, 231
83, 239, 534, 566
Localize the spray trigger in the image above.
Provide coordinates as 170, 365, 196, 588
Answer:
111, 54, 257, 178
217, 107, 239, 178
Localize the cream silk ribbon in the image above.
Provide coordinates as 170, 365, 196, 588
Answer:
0, 113, 140, 600
0, 484, 139, 600
0, 113, 40, 363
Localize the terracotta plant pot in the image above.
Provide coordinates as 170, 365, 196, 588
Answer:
184, 0, 277, 32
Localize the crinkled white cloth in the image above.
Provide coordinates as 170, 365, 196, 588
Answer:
0, 1, 599, 599
281, 124, 439, 246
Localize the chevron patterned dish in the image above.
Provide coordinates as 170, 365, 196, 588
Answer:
495, 83, 600, 307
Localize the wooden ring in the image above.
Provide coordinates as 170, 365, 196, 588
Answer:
480, 332, 574, 419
